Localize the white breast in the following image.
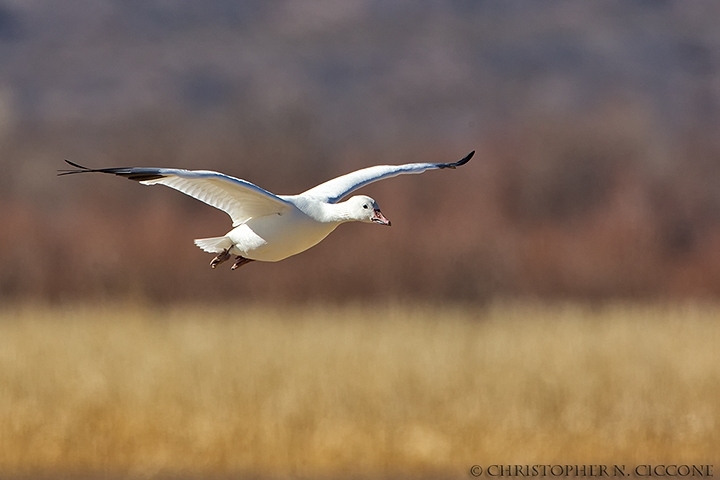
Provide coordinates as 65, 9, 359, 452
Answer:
227, 206, 340, 262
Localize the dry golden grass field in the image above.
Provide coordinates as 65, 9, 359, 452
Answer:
0, 302, 718, 479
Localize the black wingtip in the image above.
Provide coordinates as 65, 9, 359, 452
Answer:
457, 150, 475, 166
441, 150, 475, 169
57, 159, 91, 176
64, 159, 87, 169
58, 161, 168, 182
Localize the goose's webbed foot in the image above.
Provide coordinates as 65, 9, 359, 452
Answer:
210, 249, 232, 269
231, 256, 254, 270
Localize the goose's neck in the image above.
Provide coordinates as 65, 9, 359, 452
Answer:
318, 201, 356, 223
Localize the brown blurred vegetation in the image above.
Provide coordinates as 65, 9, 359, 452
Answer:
2, 303, 718, 478
2, 1, 720, 302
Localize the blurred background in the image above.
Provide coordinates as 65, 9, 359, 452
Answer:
2, 2, 720, 478
3, 0, 720, 304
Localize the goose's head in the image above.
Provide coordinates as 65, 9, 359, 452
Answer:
346, 195, 391, 226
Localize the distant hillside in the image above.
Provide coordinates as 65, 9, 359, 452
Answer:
2, 1, 720, 302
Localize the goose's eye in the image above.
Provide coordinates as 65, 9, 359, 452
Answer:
363, 204, 368, 209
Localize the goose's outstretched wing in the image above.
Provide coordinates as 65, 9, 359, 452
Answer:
59, 161, 292, 226
300, 151, 475, 203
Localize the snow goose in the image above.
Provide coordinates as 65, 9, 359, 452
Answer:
59, 150, 474, 270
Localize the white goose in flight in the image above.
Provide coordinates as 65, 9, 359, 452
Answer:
59, 151, 474, 270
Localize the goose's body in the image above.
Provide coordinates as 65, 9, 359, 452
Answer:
218, 198, 358, 262
59, 151, 474, 269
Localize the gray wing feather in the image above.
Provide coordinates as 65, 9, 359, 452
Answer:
300, 151, 474, 203
59, 161, 291, 226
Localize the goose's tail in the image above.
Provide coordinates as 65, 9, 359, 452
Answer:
194, 236, 234, 254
